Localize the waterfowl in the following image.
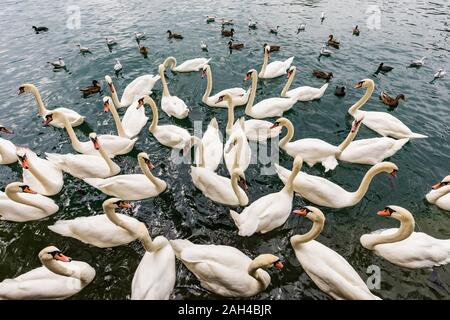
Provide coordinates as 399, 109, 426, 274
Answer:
170, 239, 283, 297
259, 45, 294, 79
0, 125, 17, 165
0, 246, 95, 299
297, 24, 306, 33
291, 207, 381, 300
426, 175, 450, 211
352, 25, 360, 36
134, 32, 146, 41
320, 12, 326, 23
76, 44, 91, 54
228, 41, 244, 50
84, 153, 166, 200
223, 119, 252, 175
105, 37, 117, 46
248, 19, 257, 29
319, 45, 333, 57
205, 16, 216, 23
0, 182, 58, 222
408, 57, 425, 68
158, 64, 190, 119
327, 35, 340, 49
335, 86, 346, 97
312, 70, 333, 80
163, 56, 211, 73
201, 41, 208, 51
167, 30, 183, 39
221, 28, 234, 37
221, 19, 234, 26
114, 59, 123, 72
47, 57, 65, 69
360, 206, 450, 269
434, 68, 446, 79
139, 44, 149, 56
376, 63, 393, 73
80, 80, 101, 96
275, 161, 398, 208
230, 156, 303, 236
32, 26, 48, 33
18, 83, 85, 128
281, 66, 329, 102
270, 26, 279, 34
379, 91, 405, 108
263, 43, 280, 52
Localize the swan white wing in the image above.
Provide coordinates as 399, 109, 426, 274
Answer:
199, 119, 223, 171
174, 58, 211, 72
262, 57, 294, 78
121, 75, 160, 106
435, 194, 450, 211
153, 125, 190, 148
161, 96, 189, 119
96, 135, 137, 156
0, 193, 58, 222
0, 138, 17, 164
287, 83, 328, 101
339, 138, 408, 165
285, 138, 340, 167
121, 101, 149, 138
224, 132, 251, 174
22, 155, 63, 196
249, 97, 295, 118
207, 88, 249, 107
361, 111, 426, 139
244, 119, 281, 142
48, 107, 84, 127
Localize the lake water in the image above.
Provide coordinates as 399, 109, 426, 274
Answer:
0, 0, 449, 299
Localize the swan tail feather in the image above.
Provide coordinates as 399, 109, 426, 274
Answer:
83, 178, 103, 188
209, 117, 218, 129
169, 239, 193, 258
274, 164, 289, 184
48, 221, 71, 236
322, 156, 338, 172
229, 210, 241, 227
284, 57, 294, 68
408, 132, 428, 139
45, 153, 64, 167
318, 83, 329, 95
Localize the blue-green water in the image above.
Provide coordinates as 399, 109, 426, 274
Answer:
0, 0, 449, 299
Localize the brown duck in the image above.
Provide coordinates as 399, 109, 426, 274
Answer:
263, 43, 280, 52
228, 41, 244, 49
379, 91, 405, 108
222, 28, 234, 37
139, 44, 149, 55
313, 70, 333, 80
167, 30, 183, 39
80, 80, 101, 96
327, 35, 340, 49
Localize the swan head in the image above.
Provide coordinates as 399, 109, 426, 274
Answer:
17, 83, 35, 95
89, 132, 100, 150
244, 69, 256, 81
39, 246, 72, 263
201, 64, 209, 77
216, 93, 233, 104
432, 175, 450, 190
5, 182, 37, 194
103, 198, 133, 210
351, 114, 364, 132
16, 149, 30, 169
0, 125, 14, 134
372, 161, 398, 178
264, 45, 271, 57
232, 168, 248, 191
355, 79, 374, 89
138, 152, 155, 170
270, 117, 291, 129
293, 206, 325, 224
251, 254, 283, 270
376, 205, 415, 224
103, 96, 113, 112
287, 66, 296, 78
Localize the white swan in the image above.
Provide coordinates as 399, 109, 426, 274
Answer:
272, 117, 361, 172
291, 206, 381, 300
16, 148, 63, 196
275, 161, 398, 208
0, 182, 58, 222
49, 198, 145, 248
131, 228, 175, 300
83, 152, 166, 201
170, 239, 283, 297
159, 64, 189, 119
245, 69, 298, 119
281, 66, 328, 101
18, 84, 85, 128
103, 96, 148, 139
189, 136, 248, 207
140, 96, 191, 149
230, 156, 303, 236
259, 45, 294, 79
0, 246, 95, 299
349, 79, 427, 139
0, 125, 16, 164
45, 110, 136, 157
201, 64, 249, 107
45, 133, 120, 179
224, 119, 251, 175
164, 56, 211, 73
360, 206, 450, 269
426, 175, 450, 211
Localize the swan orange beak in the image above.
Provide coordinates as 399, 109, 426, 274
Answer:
293, 209, 308, 216
54, 252, 72, 262
23, 186, 37, 194
270, 123, 280, 129
275, 260, 284, 270
144, 158, 155, 170
238, 178, 248, 191
118, 201, 132, 209
103, 101, 109, 113
108, 83, 115, 93
351, 119, 361, 132
19, 156, 29, 169
390, 169, 398, 178
432, 182, 444, 190
201, 69, 207, 78
377, 209, 391, 216
136, 98, 145, 109
90, 137, 100, 150
43, 116, 53, 126
244, 74, 251, 81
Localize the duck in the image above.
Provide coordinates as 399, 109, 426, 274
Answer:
259, 45, 294, 79
201, 64, 249, 107
221, 18, 234, 26
262, 43, 280, 52
271, 117, 361, 172
433, 68, 446, 79
134, 32, 146, 41
221, 28, 234, 37
313, 70, 333, 80
105, 37, 117, 46
291, 206, 381, 300
297, 24, 306, 33
360, 206, 450, 269
334, 86, 346, 97
320, 12, 326, 23
0, 182, 58, 222
245, 69, 298, 118
349, 79, 427, 139
281, 66, 329, 101
163, 56, 211, 73
47, 57, 65, 69
32, 26, 48, 33
0, 246, 95, 299
16, 148, 64, 196
248, 19, 257, 29
158, 64, 190, 119
352, 25, 360, 36
205, 16, 216, 23
228, 41, 244, 50
426, 175, 450, 211
275, 161, 398, 208
319, 45, 333, 57
270, 26, 279, 34
409, 57, 426, 68
139, 44, 149, 56
114, 59, 123, 72
44, 111, 137, 157
379, 91, 405, 108
76, 44, 91, 54
0, 125, 17, 165
18, 83, 85, 128
376, 62, 393, 73
167, 30, 183, 39
201, 41, 208, 51
49, 199, 145, 248
80, 80, 101, 96
327, 35, 340, 49
170, 239, 283, 297
230, 155, 303, 236
84, 153, 166, 201
45, 133, 120, 179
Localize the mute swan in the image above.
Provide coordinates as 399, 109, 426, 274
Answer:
291, 206, 381, 300
201, 64, 249, 107
0, 125, 17, 164
0, 182, 58, 222
84, 152, 166, 201
170, 239, 283, 297
46, 133, 120, 179
349, 79, 427, 139
188, 136, 248, 207
131, 227, 176, 300
0, 246, 95, 299
360, 206, 450, 269
271, 117, 361, 172
164, 56, 211, 73
426, 175, 450, 211
230, 156, 303, 236
49, 198, 145, 248
16, 148, 63, 196
44, 110, 136, 157
224, 119, 251, 175
258, 45, 294, 79
140, 96, 190, 149
18, 84, 85, 128
281, 66, 328, 101
245, 69, 299, 119
103, 96, 148, 139
158, 64, 189, 119
275, 161, 398, 208
104, 74, 160, 108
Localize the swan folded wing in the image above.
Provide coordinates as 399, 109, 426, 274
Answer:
192, 170, 241, 204
213, 87, 247, 99
121, 102, 149, 138
340, 138, 407, 164
85, 175, 160, 198
363, 112, 414, 138
176, 58, 211, 71
265, 60, 292, 78
97, 135, 136, 154
286, 139, 339, 164
154, 127, 187, 148
53, 107, 84, 122
162, 96, 189, 116
180, 244, 249, 268
252, 98, 291, 117
46, 153, 110, 178
121, 75, 159, 106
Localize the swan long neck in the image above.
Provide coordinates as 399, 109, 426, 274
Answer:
138, 155, 165, 192
58, 113, 83, 150
107, 98, 127, 137
364, 215, 415, 250
97, 141, 117, 175
284, 158, 303, 193
108, 81, 124, 108
192, 136, 205, 168
427, 186, 450, 203
281, 69, 296, 97
337, 126, 359, 152
260, 50, 269, 76
232, 135, 243, 170
42, 259, 76, 279
351, 166, 387, 204
291, 219, 324, 245
104, 204, 138, 236
202, 66, 212, 102
144, 97, 159, 132
26, 158, 54, 194
245, 71, 258, 115
5, 188, 47, 212
279, 121, 294, 148
27, 85, 47, 116
140, 231, 168, 252
226, 99, 235, 134
165, 57, 177, 70
159, 66, 170, 97
349, 81, 374, 115
231, 172, 246, 206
